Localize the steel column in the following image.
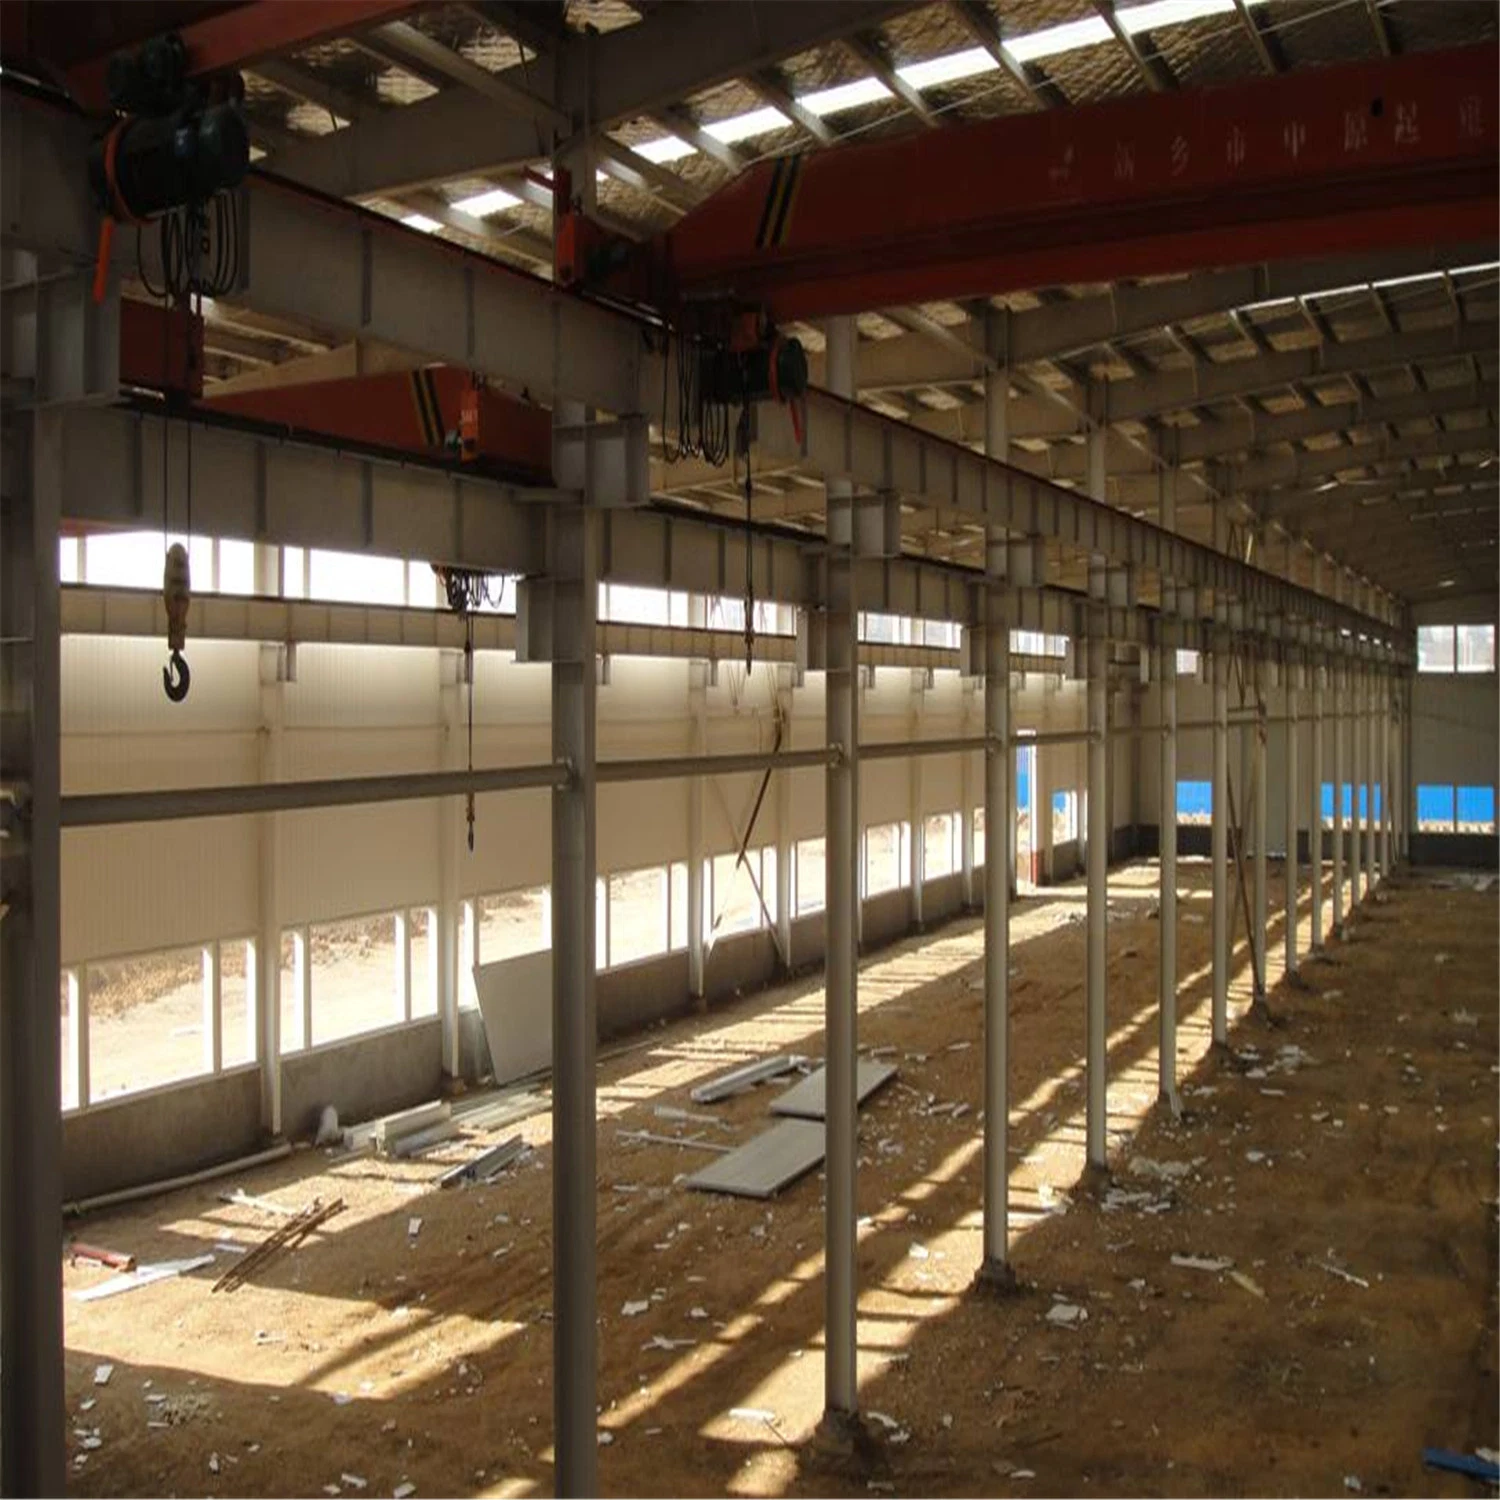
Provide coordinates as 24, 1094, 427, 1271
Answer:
1351, 670, 1364, 907
549, 499, 599, 1496
1158, 628, 1178, 1106
1085, 627, 1109, 1170
1252, 666, 1268, 1003
979, 535, 1013, 1285
1332, 668, 1346, 935
1211, 648, 1229, 1046
686, 667, 706, 1002
822, 314, 860, 1423
1310, 670, 1324, 950
1284, 680, 1299, 978
0, 407, 66, 1498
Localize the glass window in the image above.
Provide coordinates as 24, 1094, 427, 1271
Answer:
478, 886, 550, 963
61, 971, 78, 1112
1052, 789, 1078, 843
83, 531, 213, 591
1176, 781, 1212, 824
924, 813, 957, 879
608, 866, 668, 966
220, 938, 256, 1068
711, 850, 764, 936
59, 536, 81, 584
1457, 786, 1496, 833
795, 838, 826, 915
218, 539, 256, 595
669, 862, 689, 951
1457, 624, 1496, 673
1417, 625, 1455, 673
307, 549, 406, 606
309, 914, 402, 1047
410, 908, 438, 1018
86, 945, 212, 1102
864, 823, 904, 897
1176, 648, 1200, 676
973, 806, 986, 867
1416, 785, 1456, 831
279, 932, 305, 1053
601, 583, 672, 626
1320, 783, 1335, 829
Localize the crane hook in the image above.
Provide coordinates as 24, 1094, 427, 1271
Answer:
163, 649, 191, 702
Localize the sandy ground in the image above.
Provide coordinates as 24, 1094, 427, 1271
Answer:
62, 858, 1498, 1498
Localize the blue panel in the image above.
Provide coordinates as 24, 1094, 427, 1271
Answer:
1417, 785, 1455, 828
1340, 784, 1353, 819
1373, 786, 1382, 820
1357, 785, 1368, 820
1051, 790, 1069, 815
1320, 783, 1334, 820
1457, 786, 1495, 827
1175, 780, 1212, 818
1016, 752, 1030, 810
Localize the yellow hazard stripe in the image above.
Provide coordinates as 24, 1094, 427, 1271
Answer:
409, 369, 443, 447
755, 153, 803, 251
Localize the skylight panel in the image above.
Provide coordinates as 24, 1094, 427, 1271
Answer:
451, 186, 521, 216
633, 134, 696, 164
1005, 15, 1113, 63
799, 76, 893, 116
897, 46, 998, 90
705, 105, 791, 144
401, 213, 441, 233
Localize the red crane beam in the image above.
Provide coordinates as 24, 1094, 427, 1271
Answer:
66, 0, 422, 112
645, 44, 1498, 322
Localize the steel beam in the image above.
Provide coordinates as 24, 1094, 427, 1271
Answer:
1211, 646, 1229, 1046
1332, 666, 1346, 934
0, 94, 1406, 652
0, 408, 66, 1498
821, 314, 859, 1426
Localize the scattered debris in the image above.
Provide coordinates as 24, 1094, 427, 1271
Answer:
341, 1473, 368, 1489
1422, 1449, 1500, 1483
219, 1189, 300, 1218
213, 1200, 346, 1294
1343, 1475, 1362, 1492
438, 1135, 525, 1189
1229, 1270, 1266, 1300
729, 1407, 777, 1424
618, 1129, 733, 1154
621, 1300, 650, 1317
654, 1105, 728, 1129
93, 1363, 113, 1386
407, 1217, 422, 1241
1046, 1301, 1086, 1326
315, 1104, 342, 1147
74, 1255, 216, 1302
1171, 1254, 1232, 1273
70, 1242, 135, 1273
690, 1056, 803, 1104
597, 1431, 614, 1447
393, 1484, 415, 1499
1316, 1260, 1369, 1289
642, 1334, 696, 1351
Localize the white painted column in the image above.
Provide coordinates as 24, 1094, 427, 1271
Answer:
908, 698, 924, 928
960, 685, 976, 907
437, 649, 466, 1077
1331, 665, 1346, 936
686, 666, 707, 1002
1252, 657, 1268, 1004
775, 677, 794, 970
1351, 666, 1364, 906
1084, 422, 1110, 1173
1157, 460, 1179, 1109
253, 543, 284, 1132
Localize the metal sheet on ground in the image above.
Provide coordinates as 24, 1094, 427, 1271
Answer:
770, 1060, 897, 1120
683, 1120, 825, 1200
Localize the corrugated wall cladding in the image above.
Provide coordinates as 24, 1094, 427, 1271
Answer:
60, 641, 1119, 966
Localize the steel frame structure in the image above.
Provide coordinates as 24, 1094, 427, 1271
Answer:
0, 52, 1424, 1494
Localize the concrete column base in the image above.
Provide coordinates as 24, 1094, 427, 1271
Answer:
1077, 1159, 1112, 1195
973, 1257, 1021, 1296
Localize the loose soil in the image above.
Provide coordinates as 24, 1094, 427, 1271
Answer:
63, 859, 1498, 1498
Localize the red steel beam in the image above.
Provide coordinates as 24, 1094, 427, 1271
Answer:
647, 44, 1499, 322
68, 0, 423, 112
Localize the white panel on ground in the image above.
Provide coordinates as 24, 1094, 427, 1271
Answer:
473, 952, 550, 1085
684, 1119, 826, 1200
770, 1060, 897, 1120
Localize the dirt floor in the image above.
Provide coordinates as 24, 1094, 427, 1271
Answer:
62, 859, 1498, 1498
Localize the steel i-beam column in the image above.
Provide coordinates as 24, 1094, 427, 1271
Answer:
1284, 675, 1299, 979
1370, 670, 1382, 883
1211, 644, 1230, 1047
1331, 666, 1346, 936
0, 408, 66, 1498
1310, 663, 1325, 950
548, 495, 600, 1496
979, 528, 1015, 1287
1252, 658, 1268, 1006
1157, 461, 1179, 1110
822, 313, 860, 1426
1158, 609, 1178, 1108
1356, 666, 1368, 900
1085, 613, 1109, 1171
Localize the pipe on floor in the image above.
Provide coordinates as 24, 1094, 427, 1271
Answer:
64, 1141, 293, 1217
